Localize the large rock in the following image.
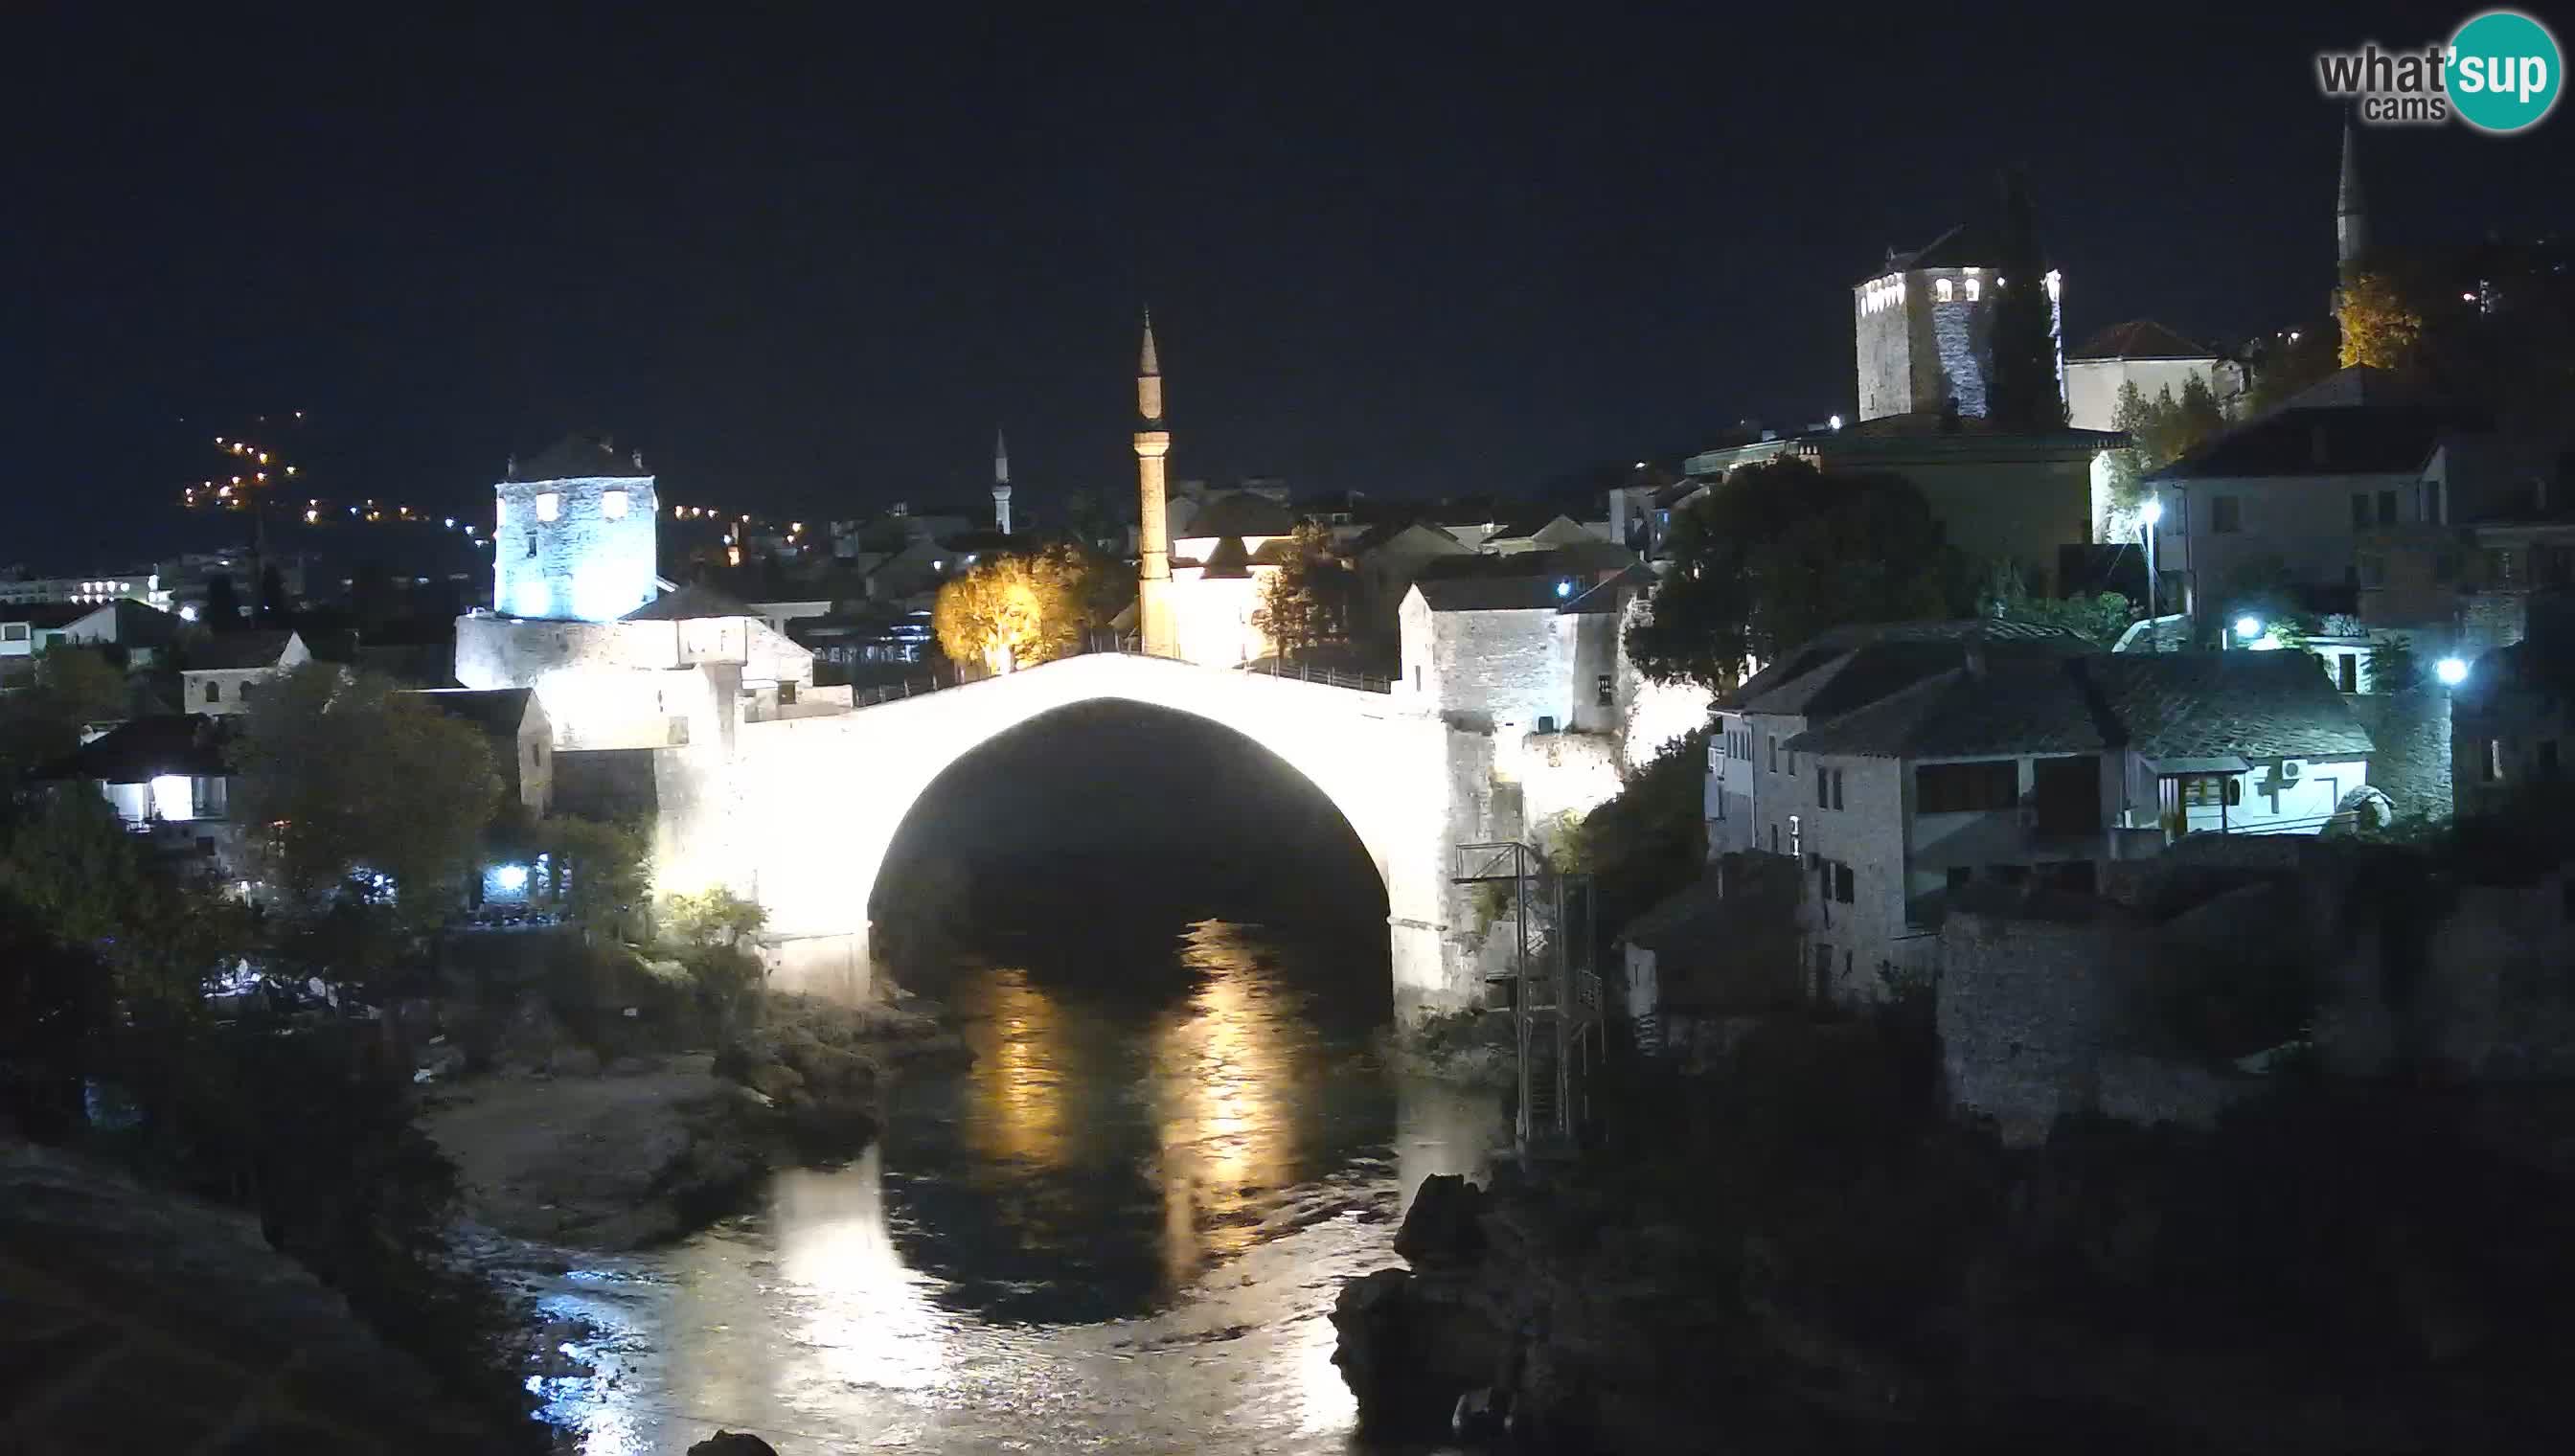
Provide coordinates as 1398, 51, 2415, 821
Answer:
688, 1433, 779, 1456
1394, 1172, 1486, 1269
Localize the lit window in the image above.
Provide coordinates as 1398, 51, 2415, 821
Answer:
1935, 278, 1954, 302
1965, 277, 1981, 302
535, 491, 561, 522
603, 489, 628, 520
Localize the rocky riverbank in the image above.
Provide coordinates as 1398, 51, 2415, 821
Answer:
1333, 1030, 2575, 1454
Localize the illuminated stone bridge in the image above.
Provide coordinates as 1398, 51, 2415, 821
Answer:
719, 652, 1493, 1021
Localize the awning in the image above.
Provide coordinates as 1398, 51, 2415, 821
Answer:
2150, 755, 2250, 776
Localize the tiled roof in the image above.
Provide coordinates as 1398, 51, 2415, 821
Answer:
2147, 403, 2489, 481
1415, 576, 1568, 612
1782, 650, 2373, 762
2068, 320, 2216, 361
408, 687, 537, 739
0, 603, 92, 628
1178, 490, 1296, 540
1722, 620, 2092, 711
622, 584, 754, 622
184, 629, 300, 671
2085, 651, 2374, 760
37, 714, 234, 783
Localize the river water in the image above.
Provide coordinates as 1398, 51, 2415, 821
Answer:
524, 919, 1505, 1454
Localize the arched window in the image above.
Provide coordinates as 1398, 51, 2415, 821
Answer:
1935, 278, 1954, 303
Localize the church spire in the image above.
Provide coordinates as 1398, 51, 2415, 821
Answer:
2336, 116, 2369, 275
991, 426, 1013, 535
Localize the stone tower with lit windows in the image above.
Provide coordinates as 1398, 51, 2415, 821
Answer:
991, 427, 1014, 535
492, 433, 660, 623
1132, 312, 1179, 657
1853, 227, 2062, 422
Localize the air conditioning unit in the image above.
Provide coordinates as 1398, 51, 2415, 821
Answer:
2279, 761, 2302, 781
1536, 716, 1558, 734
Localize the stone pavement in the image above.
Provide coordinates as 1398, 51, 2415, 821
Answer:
0, 1140, 509, 1454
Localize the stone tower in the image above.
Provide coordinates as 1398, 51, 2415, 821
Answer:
991, 426, 1014, 535
2336, 117, 2370, 278
492, 433, 659, 623
1132, 311, 1177, 657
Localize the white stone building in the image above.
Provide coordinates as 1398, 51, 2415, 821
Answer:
1779, 648, 2374, 1003
2062, 320, 2221, 433
181, 630, 309, 715
493, 435, 661, 624
1854, 221, 2062, 422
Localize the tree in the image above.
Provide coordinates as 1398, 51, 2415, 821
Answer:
256, 563, 291, 626
539, 817, 652, 941
0, 647, 129, 782
1252, 521, 1355, 665
202, 572, 243, 631
1980, 564, 2134, 647
2244, 325, 2341, 418
232, 664, 501, 932
662, 887, 768, 1035
931, 543, 1098, 673
2337, 268, 2426, 371
1626, 459, 1960, 692
2107, 375, 2228, 520
1986, 168, 2066, 431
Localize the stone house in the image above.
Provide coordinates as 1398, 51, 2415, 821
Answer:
179, 629, 309, 715
0, 603, 87, 662
493, 434, 660, 624
2450, 593, 2574, 816
1617, 852, 1804, 1055
1780, 649, 2374, 1004
409, 687, 553, 817
1851, 219, 2062, 423
2062, 320, 2221, 433
1350, 520, 1472, 644
34, 714, 242, 874
1708, 620, 2096, 865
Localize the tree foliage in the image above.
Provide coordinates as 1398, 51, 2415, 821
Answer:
1252, 521, 1355, 664
540, 816, 652, 939
2336, 268, 2426, 371
931, 543, 1100, 674
0, 647, 128, 781
664, 886, 767, 950
1626, 459, 1960, 692
232, 663, 501, 926
2244, 326, 2342, 418
1980, 564, 2134, 647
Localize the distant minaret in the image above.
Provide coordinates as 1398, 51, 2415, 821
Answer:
991, 426, 1014, 535
1132, 310, 1177, 657
2336, 117, 2369, 278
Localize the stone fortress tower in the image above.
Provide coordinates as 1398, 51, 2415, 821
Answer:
1852, 210, 2063, 421
1132, 311, 1179, 658
492, 433, 660, 622
991, 426, 1014, 535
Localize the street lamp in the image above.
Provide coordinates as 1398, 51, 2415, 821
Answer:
2234, 615, 2264, 647
2139, 498, 2163, 650
2435, 655, 2469, 687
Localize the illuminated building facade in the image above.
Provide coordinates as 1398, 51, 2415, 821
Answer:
493, 434, 661, 623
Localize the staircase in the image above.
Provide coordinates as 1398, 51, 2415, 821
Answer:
1454, 842, 1602, 1157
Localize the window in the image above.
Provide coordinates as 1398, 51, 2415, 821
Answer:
1788, 813, 1801, 861
1596, 673, 1614, 707
603, 489, 629, 520
1, 623, 25, 643
1813, 944, 1833, 999
1767, 737, 1777, 771
2377, 490, 2398, 526
2351, 493, 2372, 528
1964, 277, 1982, 302
1831, 768, 1844, 809
2210, 495, 2242, 534
2483, 739, 2503, 784
1769, 824, 1780, 853
1935, 278, 1954, 302
535, 491, 561, 522
2180, 774, 2242, 807
1817, 766, 1829, 808
204, 680, 220, 703
2338, 653, 2359, 694
1834, 863, 1854, 903
1914, 760, 2018, 813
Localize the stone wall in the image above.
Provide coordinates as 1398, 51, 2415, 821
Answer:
2346, 687, 2453, 819
493, 472, 658, 624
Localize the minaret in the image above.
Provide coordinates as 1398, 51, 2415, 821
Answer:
991, 426, 1013, 535
1132, 310, 1178, 658
2336, 117, 2369, 278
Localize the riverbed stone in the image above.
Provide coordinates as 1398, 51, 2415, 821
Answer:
687, 1432, 779, 1456
1394, 1172, 1485, 1269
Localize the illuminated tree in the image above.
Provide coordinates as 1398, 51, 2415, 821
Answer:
1252, 522, 1354, 665
932, 544, 1096, 674
2336, 269, 2426, 370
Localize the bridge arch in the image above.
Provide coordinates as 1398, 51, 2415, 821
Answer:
722, 654, 1469, 1017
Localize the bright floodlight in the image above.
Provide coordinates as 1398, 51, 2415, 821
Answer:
493, 863, 530, 893
2234, 615, 2263, 641
1829, 414, 1844, 431
1555, 579, 1573, 599
2139, 498, 2163, 526
2435, 656, 2469, 687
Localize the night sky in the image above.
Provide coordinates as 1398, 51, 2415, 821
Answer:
11, 3, 2572, 568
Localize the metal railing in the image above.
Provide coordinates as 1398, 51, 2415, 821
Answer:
1454, 841, 1602, 1156
837, 633, 1394, 710
1236, 657, 1394, 694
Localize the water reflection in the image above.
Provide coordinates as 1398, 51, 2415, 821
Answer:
538, 920, 1505, 1454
